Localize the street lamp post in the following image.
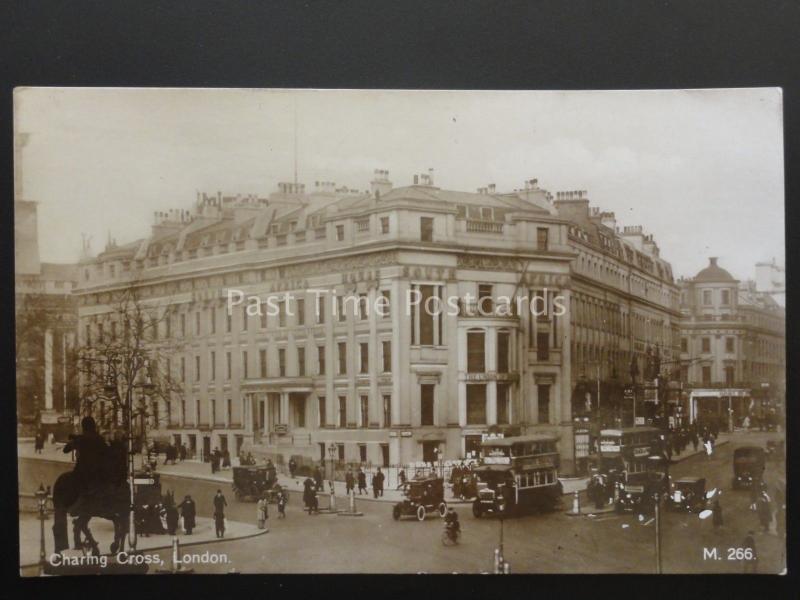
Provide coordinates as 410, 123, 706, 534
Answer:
327, 443, 337, 484
36, 483, 50, 576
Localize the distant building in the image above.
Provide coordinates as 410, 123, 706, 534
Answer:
74, 171, 679, 473
15, 199, 79, 428
678, 257, 785, 430
754, 258, 785, 306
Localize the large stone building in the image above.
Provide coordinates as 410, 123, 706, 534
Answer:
678, 257, 785, 429
15, 199, 79, 429
74, 171, 680, 473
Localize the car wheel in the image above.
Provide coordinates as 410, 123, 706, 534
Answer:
417, 505, 426, 521
438, 502, 447, 518
392, 505, 401, 521
472, 501, 482, 518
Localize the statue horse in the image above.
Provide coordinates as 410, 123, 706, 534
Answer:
52, 471, 130, 556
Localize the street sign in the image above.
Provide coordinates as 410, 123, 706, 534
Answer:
133, 478, 155, 485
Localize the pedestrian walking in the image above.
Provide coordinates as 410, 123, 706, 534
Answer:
34, 430, 44, 454
179, 443, 187, 461
303, 477, 318, 514
372, 469, 381, 499
357, 468, 367, 495
277, 487, 287, 519
289, 457, 298, 478
222, 449, 231, 469
257, 496, 268, 529
703, 437, 713, 458
691, 431, 699, 453
757, 493, 772, 533
165, 501, 179, 536
742, 531, 758, 573
177, 495, 196, 535
712, 497, 723, 530
398, 468, 407, 488
213, 489, 227, 538
345, 468, 355, 496
211, 447, 220, 473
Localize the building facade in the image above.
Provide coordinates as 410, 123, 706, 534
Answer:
15, 199, 79, 429
75, 171, 680, 474
678, 257, 785, 429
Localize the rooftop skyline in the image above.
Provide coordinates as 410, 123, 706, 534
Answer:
14, 88, 784, 281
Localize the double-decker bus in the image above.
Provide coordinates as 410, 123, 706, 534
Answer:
597, 427, 669, 513
472, 434, 562, 517
597, 426, 661, 475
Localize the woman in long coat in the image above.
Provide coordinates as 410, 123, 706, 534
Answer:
257, 497, 268, 529
177, 495, 196, 534
303, 478, 318, 513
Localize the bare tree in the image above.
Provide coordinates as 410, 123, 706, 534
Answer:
75, 284, 185, 444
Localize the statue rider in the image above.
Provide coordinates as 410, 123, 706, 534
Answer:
63, 416, 110, 493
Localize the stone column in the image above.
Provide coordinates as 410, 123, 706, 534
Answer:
559, 288, 573, 423
368, 285, 379, 425
394, 279, 411, 427
44, 329, 53, 410
280, 392, 289, 426
486, 328, 497, 425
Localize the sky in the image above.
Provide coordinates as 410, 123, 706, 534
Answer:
14, 87, 785, 281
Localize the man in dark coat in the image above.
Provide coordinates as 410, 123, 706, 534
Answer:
213, 489, 227, 538
345, 468, 355, 495
373, 468, 385, 498
165, 501, 179, 535
63, 416, 109, 491
303, 478, 318, 513
289, 458, 298, 478
712, 497, 723, 530
177, 495, 196, 534
34, 430, 44, 454
357, 468, 367, 495
179, 443, 187, 461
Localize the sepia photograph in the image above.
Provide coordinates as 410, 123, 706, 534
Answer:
14, 87, 786, 576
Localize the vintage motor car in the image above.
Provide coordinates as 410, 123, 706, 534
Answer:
615, 470, 669, 514
666, 476, 707, 513
392, 476, 447, 521
732, 446, 766, 489
232, 466, 278, 502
